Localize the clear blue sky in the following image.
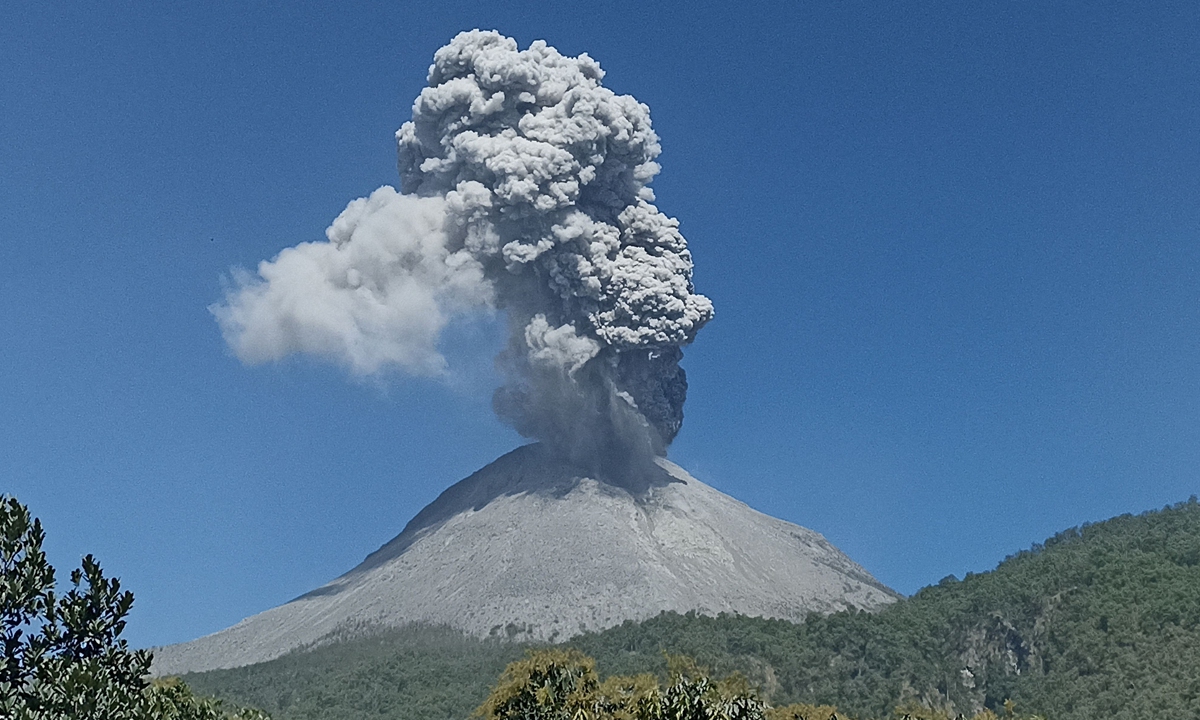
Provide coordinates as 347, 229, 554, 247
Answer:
4, 1, 1198, 650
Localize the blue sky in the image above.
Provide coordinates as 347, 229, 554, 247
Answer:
3, 1, 1199, 650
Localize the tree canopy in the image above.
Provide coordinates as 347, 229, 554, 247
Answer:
0, 496, 267, 720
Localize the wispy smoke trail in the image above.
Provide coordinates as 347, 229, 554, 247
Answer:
213, 30, 713, 476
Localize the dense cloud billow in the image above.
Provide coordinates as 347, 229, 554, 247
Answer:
214, 30, 713, 476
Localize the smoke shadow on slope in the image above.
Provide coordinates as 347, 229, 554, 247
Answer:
298, 443, 679, 599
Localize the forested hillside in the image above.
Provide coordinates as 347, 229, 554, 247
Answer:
183, 497, 1200, 720
575, 496, 1200, 718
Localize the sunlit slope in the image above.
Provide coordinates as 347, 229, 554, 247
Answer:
183, 497, 1200, 720
155, 443, 897, 675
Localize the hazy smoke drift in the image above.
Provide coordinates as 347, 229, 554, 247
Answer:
214, 31, 713, 473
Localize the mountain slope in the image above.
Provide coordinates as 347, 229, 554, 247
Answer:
572, 495, 1200, 718
154, 444, 897, 675
182, 497, 1200, 720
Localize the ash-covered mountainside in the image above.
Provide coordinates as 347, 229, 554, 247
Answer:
153, 445, 897, 675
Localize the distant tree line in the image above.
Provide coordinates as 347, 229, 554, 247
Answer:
570, 497, 1200, 719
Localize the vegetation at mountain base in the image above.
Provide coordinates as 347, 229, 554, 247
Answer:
184, 624, 527, 720
184, 497, 1200, 720
0, 496, 268, 720
476, 648, 765, 720
479, 648, 1043, 720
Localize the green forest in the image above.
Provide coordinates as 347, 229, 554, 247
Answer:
180, 497, 1200, 720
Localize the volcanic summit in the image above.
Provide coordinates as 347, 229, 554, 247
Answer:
153, 445, 897, 674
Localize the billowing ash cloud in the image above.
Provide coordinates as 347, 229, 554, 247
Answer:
214, 30, 713, 474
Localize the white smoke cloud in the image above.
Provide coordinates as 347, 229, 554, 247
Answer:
213, 30, 713, 474
213, 188, 492, 376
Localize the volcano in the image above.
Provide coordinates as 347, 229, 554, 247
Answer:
152, 446, 898, 674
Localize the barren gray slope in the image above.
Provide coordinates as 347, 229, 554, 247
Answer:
152, 445, 898, 675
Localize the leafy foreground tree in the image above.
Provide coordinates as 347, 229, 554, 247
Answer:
476, 650, 1042, 720
476, 649, 764, 720
0, 496, 267, 720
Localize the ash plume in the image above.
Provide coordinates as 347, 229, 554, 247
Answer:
213, 30, 713, 476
